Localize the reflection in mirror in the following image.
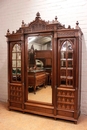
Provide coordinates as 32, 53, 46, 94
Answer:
27, 35, 52, 103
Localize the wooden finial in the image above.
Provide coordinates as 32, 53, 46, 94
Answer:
68, 25, 71, 29
76, 21, 79, 26
76, 21, 79, 29
7, 29, 10, 35
36, 12, 41, 20
36, 12, 40, 17
22, 20, 25, 27
55, 16, 58, 21
12, 31, 14, 34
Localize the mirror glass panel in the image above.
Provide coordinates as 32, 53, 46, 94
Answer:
27, 35, 52, 103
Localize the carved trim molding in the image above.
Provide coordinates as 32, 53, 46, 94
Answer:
58, 31, 75, 37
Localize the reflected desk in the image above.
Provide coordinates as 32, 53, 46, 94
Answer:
28, 70, 46, 94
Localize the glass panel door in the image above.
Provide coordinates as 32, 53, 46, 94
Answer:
12, 44, 21, 82
60, 41, 73, 88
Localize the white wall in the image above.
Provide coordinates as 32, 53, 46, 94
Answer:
0, 0, 87, 115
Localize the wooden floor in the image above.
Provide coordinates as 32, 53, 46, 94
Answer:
0, 101, 87, 130
28, 85, 52, 103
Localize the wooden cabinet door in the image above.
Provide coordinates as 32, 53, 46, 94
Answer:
56, 38, 77, 120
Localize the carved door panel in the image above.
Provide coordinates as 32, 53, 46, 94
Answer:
8, 42, 24, 110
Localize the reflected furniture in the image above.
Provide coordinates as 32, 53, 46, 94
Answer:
28, 70, 46, 94
35, 50, 52, 67
35, 50, 52, 85
6, 12, 82, 123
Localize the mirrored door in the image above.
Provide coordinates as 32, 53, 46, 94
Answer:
27, 35, 52, 103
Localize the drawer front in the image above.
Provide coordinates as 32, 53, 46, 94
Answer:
57, 88, 75, 111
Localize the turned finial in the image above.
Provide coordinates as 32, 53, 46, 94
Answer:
7, 29, 10, 35
22, 20, 25, 27
36, 12, 40, 17
76, 21, 79, 29
36, 12, 41, 20
68, 25, 71, 29
55, 16, 58, 21
76, 21, 79, 26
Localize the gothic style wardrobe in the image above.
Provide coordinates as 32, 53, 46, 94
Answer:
6, 12, 82, 123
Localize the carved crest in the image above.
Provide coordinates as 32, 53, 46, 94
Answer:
21, 12, 65, 33
28, 12, 46, 31
6, 12, 82, 36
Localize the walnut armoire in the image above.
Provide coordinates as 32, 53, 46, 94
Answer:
6, 12, 83, 123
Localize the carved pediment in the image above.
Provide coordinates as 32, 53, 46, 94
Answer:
6, 12, 70, 35
21, 12, 65, 33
